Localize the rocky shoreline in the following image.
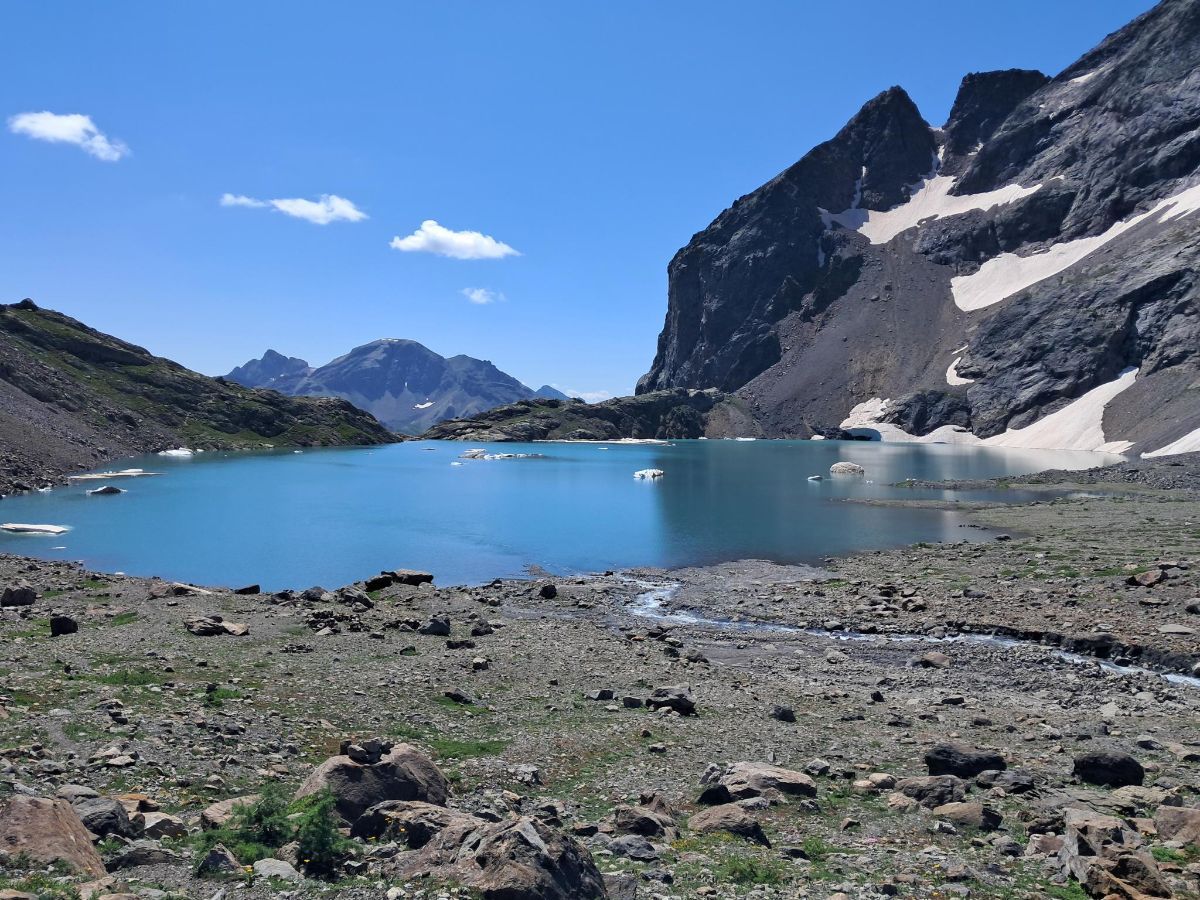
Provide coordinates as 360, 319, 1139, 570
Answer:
1, 455, 1199, 899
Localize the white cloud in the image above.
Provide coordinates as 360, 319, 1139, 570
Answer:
220, 192, 367, 225
390, 220, 519, 260
461, 287, 505, 305
554, 386, 612, 404
220, 193, 267, 208
8, 111, 128, 161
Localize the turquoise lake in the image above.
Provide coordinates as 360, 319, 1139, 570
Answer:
0, 440, 1118, 589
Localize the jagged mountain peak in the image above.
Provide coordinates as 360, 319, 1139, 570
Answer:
639, 0, 1200, 458
226, 338, 562, 435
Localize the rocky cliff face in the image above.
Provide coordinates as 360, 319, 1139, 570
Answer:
638, 0, 1200, 457
228, 342, 559, 435
0, 300, 397, 493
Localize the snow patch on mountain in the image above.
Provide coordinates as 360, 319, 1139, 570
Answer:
822, 175, 1042, 244
1142, 426, 1200, 458
946, 358, 974, 386
951, 181, 1200, 312
841, 368, 1138, 453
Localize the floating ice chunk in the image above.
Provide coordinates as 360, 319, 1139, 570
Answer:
634, 469, 665, 479
69, 469, 161, 480
414, 401, 434, 410
87, 485, 124, 496
829, 461, 866, 476
158, 448, 194, 457
2, 523, 70, 535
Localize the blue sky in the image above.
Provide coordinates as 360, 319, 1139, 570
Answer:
1, 1, 1154, 400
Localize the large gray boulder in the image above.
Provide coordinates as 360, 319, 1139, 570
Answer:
295, 742, 449, 823
1072, 751, 1145, 787
350, 800, 478, 848
719, 762, 817, 800
72, 796, 142, 838
398, 815, 608, 899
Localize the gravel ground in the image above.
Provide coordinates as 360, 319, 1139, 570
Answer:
1, 454, 1198, 899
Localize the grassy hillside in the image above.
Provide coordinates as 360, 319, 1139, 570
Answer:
0, 299, 397, 492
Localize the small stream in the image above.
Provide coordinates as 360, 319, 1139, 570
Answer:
627, 582, 1200, 690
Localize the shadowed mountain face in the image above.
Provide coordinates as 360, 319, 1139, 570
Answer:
0, 300, 397, 493
637, 0, 1200, 457
227, 341, 565, 434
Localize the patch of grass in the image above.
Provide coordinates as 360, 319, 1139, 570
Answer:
0, 870, 79, 900
1152, 845, 1200, 864
203, 687, 243, 707
94, 668, 163, 686
426, 736, 509, 760
107, 611, 139, 626
714, 856, 788, 886
64, 720, 110, 742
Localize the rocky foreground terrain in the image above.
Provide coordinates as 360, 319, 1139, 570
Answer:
0, 300, 397, 496
1, 456, 1199, 899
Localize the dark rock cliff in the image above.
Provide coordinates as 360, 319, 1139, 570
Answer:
637, 0, 1200, 455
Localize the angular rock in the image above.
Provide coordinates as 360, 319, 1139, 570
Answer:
350, 800, 479, 848
252, 858, 303, 883
1073, 751, 1145, 787
398, 815, 607, 899
720, 762, 817, 799
932, 802, 1003, 831
687, 803, 771, 846
646, 684, 696, 715
49, 615, 78, 637
895, 775, 967, 809
200, 795, 259, 830
1153, 805, 1200, 848
197, 843, 242, 877
296, 742, 449, 823
73, 797, 142, 839
925, 742, 1006, 778
0, 796, 105, 876
0, 583, 36, 607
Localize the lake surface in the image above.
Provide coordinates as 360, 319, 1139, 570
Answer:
0, 440, 1119, 589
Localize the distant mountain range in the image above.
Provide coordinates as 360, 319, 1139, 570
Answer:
225, 342, 568, 434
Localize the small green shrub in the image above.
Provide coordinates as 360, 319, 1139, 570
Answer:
715, 856, 787, 885
294, 789, 348, 878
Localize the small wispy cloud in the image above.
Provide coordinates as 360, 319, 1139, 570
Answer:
390, 220, 519, 260
461, 287, 505, 305
8, 111, 128, 161
555, 386, 612, 404
220, 192, 367, 225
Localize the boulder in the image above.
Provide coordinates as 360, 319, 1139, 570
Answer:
895, 775, 967, 809
418, 616, 451, 636
197, 843, 242, 877
141, 812, 187, 839
932, 802, 1003, 831
720, 762, 817, 799
1073, 751, 1145, 787
0, 583, 36, 607
252, 858, 303, 883
106, 841, 182, 870
646, 684, 695, 715
1153, 806, 1200, 848
200, 795, 259, 830
49, 615, 78, 637
1058, 809, 1169, 899
925, 742, 1006, 778
390, 569, 434, 586
296, 742, 449, 823
350, 800, 479, 848
687, 804, 770, 846
185, 616, 248, 637
611, 804, 677, 839
398, 815, 607, 900
73, 797, 142, 838
0, 796, 105, 876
